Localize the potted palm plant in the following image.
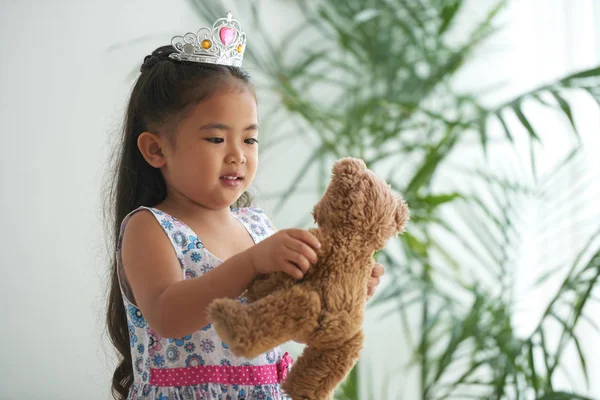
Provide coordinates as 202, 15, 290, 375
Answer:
191, 1, 600, 398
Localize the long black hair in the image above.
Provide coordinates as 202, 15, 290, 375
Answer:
104, 45, 254, 399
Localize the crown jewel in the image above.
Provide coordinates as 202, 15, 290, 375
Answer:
169, 11, 246, 67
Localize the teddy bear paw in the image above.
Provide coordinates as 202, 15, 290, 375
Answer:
208, 299, 262, 357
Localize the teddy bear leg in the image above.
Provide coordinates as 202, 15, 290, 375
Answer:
308, 310, 358, 347
209, 286, 321, 359
281, 331, 364, 400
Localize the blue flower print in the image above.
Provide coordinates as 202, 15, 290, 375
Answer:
137, 344, 144, 354
128, 305, 147, 328
182, 386, 196, 399
241, 216, 250, 223
188, 236, 202, 250
171, 216, 185, 227
152, 354, 165, 367
157, 395, 168, 400
185, 269, 197, 279
142, 371, 149, 382
169, 334, 192, 347
201, 264, 213, 274
128, 323, 138, 347
251, 223, 266, 236
265, 220, 275, 231
253, 208, 264, 214
239, 389, 246, 399
142, 384, 152, 396
190, 251, 202, 262
166, 345, 180, 362
160, 219, 173, 230
184, 342, 196, 353
199, 339, 215, 353
172, 231, 188, 248
182, 237, 202, 255
153, 209, 164, 216
185, 354, 205, 367
266, 350, 276, 364
135, 357, 144, 374
220, 359, 232, 366
201, 323, 211, 331
221, 341, 229, 349
148, 329, 163, 355
253, 388, 271, 400
251, 214, 261, 222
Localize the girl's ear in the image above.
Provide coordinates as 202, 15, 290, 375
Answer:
137, 132, 167, 168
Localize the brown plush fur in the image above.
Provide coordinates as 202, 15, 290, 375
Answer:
208, 157, 409, 400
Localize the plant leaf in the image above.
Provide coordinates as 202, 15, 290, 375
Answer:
536, 392, 596, 400
438, 0, 462, 35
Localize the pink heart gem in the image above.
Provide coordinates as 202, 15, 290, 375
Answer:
219, 27, 235, 46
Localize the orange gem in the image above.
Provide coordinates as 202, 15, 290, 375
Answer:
237, 44, 243, 53
201, 40, 212, 49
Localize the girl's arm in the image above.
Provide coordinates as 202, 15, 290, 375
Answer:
121, 210, 319, 339
121, 211, 259, 339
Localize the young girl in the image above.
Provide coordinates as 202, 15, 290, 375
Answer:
105, 12, 384, 400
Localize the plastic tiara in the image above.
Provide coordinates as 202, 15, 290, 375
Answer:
169, 11, 246, 67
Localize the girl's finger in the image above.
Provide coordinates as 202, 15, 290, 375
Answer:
287, 250, 310, 273
372, 264, 385, 277
286, 239, 318, 264
287, 229, 321, 250
284, 263, 304, 280
368, 276, 380, 289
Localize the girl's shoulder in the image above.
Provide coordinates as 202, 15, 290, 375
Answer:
118, 206, 168, 236
117, 207, 156, 249
118, 206, 192, 255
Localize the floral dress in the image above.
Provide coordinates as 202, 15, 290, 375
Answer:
117, 206, 292, 400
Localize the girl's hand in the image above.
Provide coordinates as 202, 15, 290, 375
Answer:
249, 229, 321, 279
367, 263, 385, 300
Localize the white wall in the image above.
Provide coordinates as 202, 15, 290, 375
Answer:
0, 0, 221, 398
1, 0, 598, 399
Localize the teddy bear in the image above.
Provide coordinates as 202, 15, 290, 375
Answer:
208, 157, 409, 400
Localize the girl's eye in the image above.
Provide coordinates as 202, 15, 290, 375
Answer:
205, 138, 224, 144
245, 138, 259, 145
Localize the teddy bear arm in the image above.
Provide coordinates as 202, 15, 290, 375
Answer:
210, 286, 322, 359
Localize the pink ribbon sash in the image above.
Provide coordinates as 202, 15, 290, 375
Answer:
150, 352, 293, 387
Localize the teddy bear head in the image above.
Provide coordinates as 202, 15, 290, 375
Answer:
312, 157, 409, 249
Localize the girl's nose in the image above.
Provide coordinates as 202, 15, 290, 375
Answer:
225, 146, 246, 164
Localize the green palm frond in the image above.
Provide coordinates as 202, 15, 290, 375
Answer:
188, 1, 600, 399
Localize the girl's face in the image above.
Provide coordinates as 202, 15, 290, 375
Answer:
161, 88, 259, 210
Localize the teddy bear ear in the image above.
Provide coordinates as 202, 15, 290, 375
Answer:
394, 197, 410, 233
332, 157, 367, 176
